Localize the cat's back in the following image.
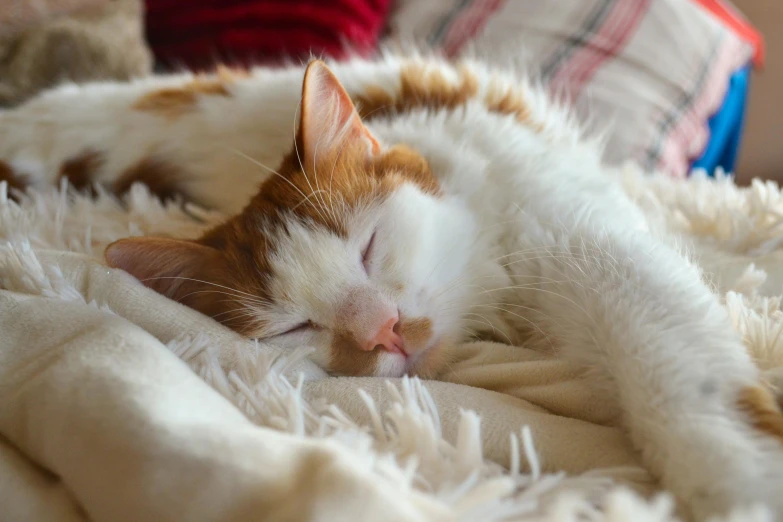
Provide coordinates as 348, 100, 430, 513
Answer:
0, 54, 601, 215
0, 65, 306, 211
356, 58, 623, 239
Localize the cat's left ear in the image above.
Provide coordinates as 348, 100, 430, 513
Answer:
104, 236, 230, 314
298, 60, 381, 165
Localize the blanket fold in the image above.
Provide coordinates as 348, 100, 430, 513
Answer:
0, 281, 448, 522
0, 243, 656, 521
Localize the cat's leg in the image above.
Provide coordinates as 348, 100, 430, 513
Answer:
520, 219, 783, 519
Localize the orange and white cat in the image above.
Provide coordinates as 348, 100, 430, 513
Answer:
0, 55, 781, 519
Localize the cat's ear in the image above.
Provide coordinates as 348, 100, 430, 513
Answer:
105, 237, 228, 311
298, 60, 380, 165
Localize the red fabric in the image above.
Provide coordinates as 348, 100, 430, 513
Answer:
145, 0, 392, 71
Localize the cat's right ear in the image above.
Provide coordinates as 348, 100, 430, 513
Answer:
297, 60, 381, 167
105, 237, 228, 311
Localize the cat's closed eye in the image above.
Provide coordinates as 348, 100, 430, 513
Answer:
277, 320, 318, 337
362, 231, 376, 274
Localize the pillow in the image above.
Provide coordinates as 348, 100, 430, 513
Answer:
145, 0, 394, 71
383, 0, 755, 178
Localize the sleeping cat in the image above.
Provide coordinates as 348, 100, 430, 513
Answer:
0, 56, 781, 519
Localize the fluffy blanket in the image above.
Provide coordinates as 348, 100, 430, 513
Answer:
1, 166, 783, 521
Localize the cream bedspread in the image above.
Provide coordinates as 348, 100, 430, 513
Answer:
1, 167, 782, 521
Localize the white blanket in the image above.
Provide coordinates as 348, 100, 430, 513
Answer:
1, 167, 782, 521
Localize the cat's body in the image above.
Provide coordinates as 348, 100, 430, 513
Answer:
1, 55, 782, 519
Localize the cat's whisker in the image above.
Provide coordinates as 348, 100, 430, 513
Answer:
176, 289, 266, 305
288, 101, 334, 226
211, 300, 269, 321
494, 247, 607, 267
489, 284, 599, 333
223, 146, 314, 205
434, 271, 569, 300
303, 133, 333, 225
139, 275, 265, 301
291, 190, 332, 212
432, 246, 623, 346
208, 309, 265, 330
438, 359, 469, 387
429, 252, 583, 303
491, 248, 615, 282
528, 243, 657, 297
357, 102, 394, 121
469, 303, 553, 348
292, 98, 306, 172
468, 299, 567, 333
326, 131, 356, 226
487, 241, 617, 262
431, 244, 602, 299
209, 304, 263, 319
460, 312, 513, 344
210, 307, 249, 320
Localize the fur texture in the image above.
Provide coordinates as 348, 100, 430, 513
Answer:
1, 54, 782, 519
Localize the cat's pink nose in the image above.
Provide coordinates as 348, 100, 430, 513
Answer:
364, 315, 406, 355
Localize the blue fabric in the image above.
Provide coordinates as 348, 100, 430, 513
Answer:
691, 64, 751, 176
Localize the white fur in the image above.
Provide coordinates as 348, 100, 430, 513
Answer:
1, 54, 782, 519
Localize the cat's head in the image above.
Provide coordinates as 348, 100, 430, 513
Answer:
105, 60, 487, 377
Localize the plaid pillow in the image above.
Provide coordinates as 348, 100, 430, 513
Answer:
384, 0, 754, 177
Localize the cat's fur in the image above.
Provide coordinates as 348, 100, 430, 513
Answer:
0, 55, 782, 519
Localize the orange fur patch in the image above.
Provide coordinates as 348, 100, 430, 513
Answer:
113, 157, 185, 203
355, 63, 479, 120
329, 330, 378, 376
484, 84, 539, 128
216, 64, 251, 83
399, 317, 433, 348
133, 77, 231, 119
58, 150, 103, 194
738, 385, 783, 445
354, 62, 540, 130
258, 142, 438, 238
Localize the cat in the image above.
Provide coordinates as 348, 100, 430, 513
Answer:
0, 55, 782, 519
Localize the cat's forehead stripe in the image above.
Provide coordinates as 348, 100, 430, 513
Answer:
254, 144, 439, 237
